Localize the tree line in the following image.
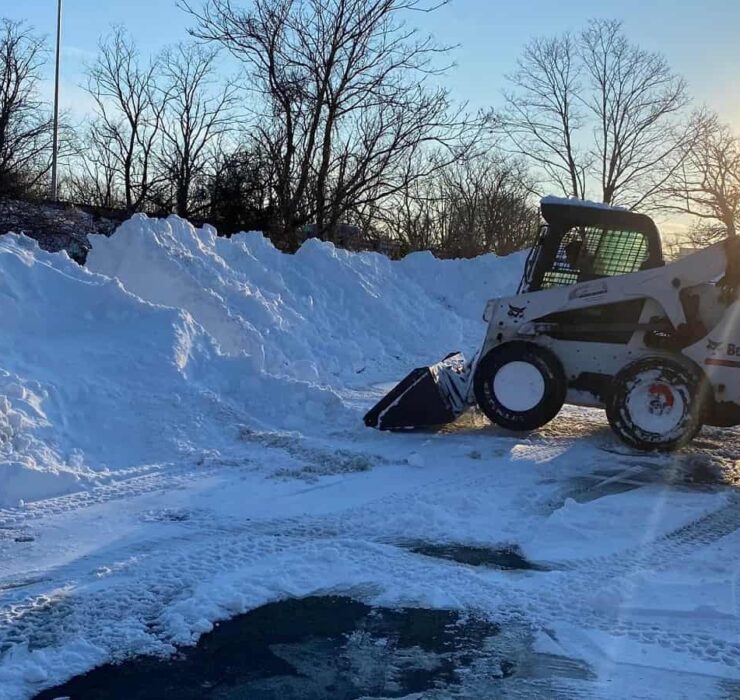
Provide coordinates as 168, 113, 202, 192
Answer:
0, 2, 738, 257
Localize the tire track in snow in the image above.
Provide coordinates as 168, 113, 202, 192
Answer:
2, 421, 739, 695
205, 449, 740, 674
0, 461, 241, 531
231, 444, 740, 675
0, 432, 393, 534
561, 491, 740, 578
0, 522, 530, 662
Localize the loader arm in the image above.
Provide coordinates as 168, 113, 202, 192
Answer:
627, 238, 740, 328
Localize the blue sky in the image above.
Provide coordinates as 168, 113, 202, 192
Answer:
6, 0, 740, 126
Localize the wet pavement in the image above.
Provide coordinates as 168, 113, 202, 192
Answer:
35, 595, 594, 699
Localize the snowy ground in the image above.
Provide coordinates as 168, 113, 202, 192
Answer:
0, 219, 739, 699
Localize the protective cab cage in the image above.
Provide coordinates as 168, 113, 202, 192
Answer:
519, 199, 664, 294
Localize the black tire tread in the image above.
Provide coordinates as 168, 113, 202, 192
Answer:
606, 356, 704, 452
473, 341, 566, 431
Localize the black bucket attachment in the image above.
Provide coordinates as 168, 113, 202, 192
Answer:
364, 352, 472, 430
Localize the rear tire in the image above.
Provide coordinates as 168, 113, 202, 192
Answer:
606, 357, 704, 452
474, 342, 566, 431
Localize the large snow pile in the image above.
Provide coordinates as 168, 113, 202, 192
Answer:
0, 218, 523, 506
87, 216, 523, 385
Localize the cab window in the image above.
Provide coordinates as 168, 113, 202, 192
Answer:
541, 226, 649, 289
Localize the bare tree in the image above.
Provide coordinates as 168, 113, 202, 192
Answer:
501, 33, 587, 200
157, 43, 238, 218
373, 174, 443, 252
502, 19, 689, 207
207, 142, 279, 234
85, 28, 166, 211
439, 156, 539, 256
579, 19, 688, 207
375, 153, 538, 257
65, 119, 123, 207
0, 19, 53, 196
664, 111, 739, 243
183, 0, 480, 247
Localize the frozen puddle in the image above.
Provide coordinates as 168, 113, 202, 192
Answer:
35, 596, 592, 699
407, 542, 549, 571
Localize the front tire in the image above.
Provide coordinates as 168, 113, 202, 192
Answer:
606, 357, 704, 452
474, 342, 566, 431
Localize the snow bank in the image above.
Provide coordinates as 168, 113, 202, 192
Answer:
0, 235, 344, 506
87, 216, 524, 385
1, 219, 523, 505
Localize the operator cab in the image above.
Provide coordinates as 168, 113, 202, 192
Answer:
520, 197, 664, 293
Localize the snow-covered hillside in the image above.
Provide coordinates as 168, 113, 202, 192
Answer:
1, 218, 738, 700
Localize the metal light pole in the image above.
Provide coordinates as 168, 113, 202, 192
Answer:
51, 0, 63, 201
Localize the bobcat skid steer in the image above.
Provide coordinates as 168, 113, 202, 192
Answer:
365, 196, 740, 451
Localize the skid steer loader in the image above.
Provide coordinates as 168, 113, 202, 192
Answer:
364, 196, 740, 451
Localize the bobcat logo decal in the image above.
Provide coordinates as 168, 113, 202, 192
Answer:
507, 304, 526, 319
707, 339, 723, 352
